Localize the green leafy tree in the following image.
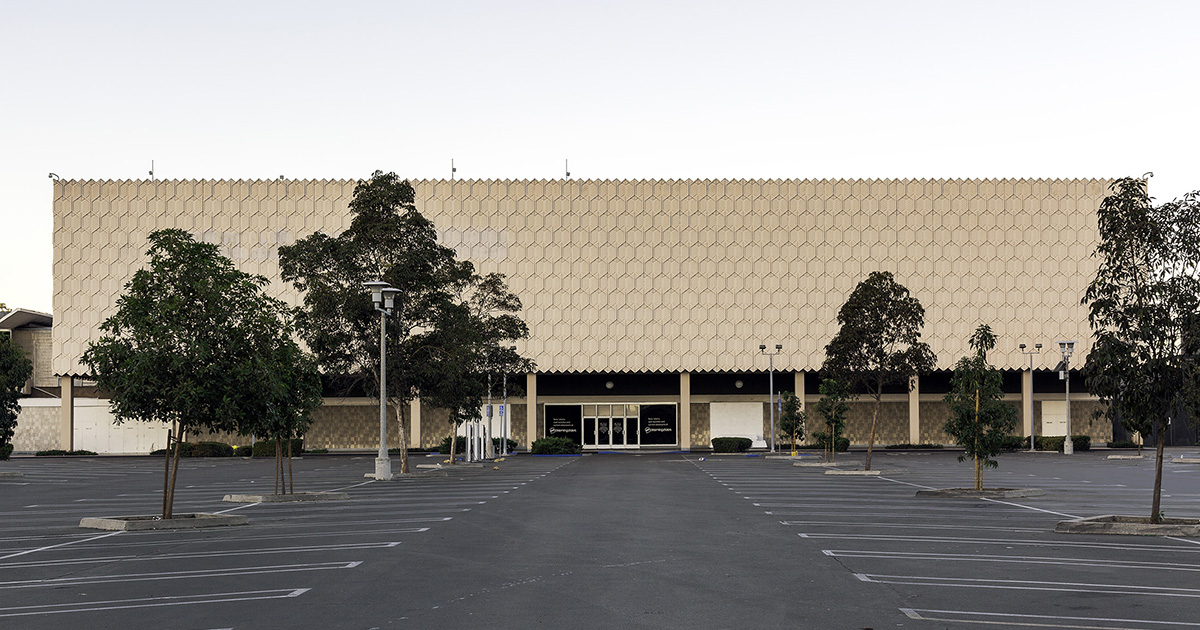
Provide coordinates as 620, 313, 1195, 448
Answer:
415, 273, 534, 464
0, 335, 33, 458
1083, 177, 1200, 523
813, 378, 849, 463
822, 271, 936, 470
82, 229, 321, 518
240, 326, 323, 495
943, 324, 1018, 490
777, 391, 805, 451
279, 171, 531, 472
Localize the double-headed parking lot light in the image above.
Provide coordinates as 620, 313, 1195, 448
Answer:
364, 281, 401, 480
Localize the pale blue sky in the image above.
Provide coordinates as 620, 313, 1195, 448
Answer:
3, 0, 1198, 314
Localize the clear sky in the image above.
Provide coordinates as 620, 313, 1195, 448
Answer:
3, 0, 1198, 315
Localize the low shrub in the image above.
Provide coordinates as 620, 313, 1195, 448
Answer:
711, 437, 752, 453
884, 443, 944, 450
1107, 440, 1141, 449
815, 434, 850, 453
191, 441, 234, 457
0, 443, 12, 460
235, 445, 255, 457
493, 437, 517, 453
306, 448, 329, 454
531, 436, 582, 454
1035, 435, 1091, 452
438, 435, 467, 455
1000, 435, 1030, 451
36, 449, 97, 456
252, 439, 304, 457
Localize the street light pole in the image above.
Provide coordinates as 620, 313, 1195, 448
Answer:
1019, 343, 1042, 451
364, 281, 400, 480
1058, 340, 1076, 455
760, 343, 783, 453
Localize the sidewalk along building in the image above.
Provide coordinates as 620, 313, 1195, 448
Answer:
40, 177, 1114, 454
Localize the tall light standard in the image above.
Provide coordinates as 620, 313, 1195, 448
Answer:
502, 345, 516, 456
760, 343, 783, 453
1057, 340, 1076, 455
1019, 343, 1043, 451
364, 281, 401, 480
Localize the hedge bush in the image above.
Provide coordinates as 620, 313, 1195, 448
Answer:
531, 436, 581, 454
235, 444, 255, 457
439, 435, 466, 455
253, 439, 304, 457
816, 435, 850, 453
192, 441, 234, 457
1106, 440, 1141, 449
35, 449, 97, 456
884, 443, 944, 450
0, 443, 12, 460
1035, 435, 1091, 452
711, 437, 752, 453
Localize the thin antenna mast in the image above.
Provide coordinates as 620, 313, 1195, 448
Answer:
451, 159, 457, 181
149, 160, 155, 181
565, 159, 570, 179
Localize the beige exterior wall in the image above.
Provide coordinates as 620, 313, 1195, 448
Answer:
54, 178, 1109, 377
11, 400, 60, 452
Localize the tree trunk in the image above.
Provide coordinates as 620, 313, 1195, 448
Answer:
1151, 418, 1167, 523
162, 425, 173, 518
392, 398, 409, 474
275, 438, 282, 495
974, 385, 981, 491
865, 394, 881, 471
164, 428, 184, 520
287, 437, 294, 494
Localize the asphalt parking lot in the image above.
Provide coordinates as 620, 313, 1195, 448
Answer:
1, 448, 1198, 629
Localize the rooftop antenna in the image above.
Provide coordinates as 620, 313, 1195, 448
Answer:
451, 159, 457, 181
565, 159, 570, 179
1142, 171, 1154, 179
48, 173, 60, 180
149, 160, 155, 182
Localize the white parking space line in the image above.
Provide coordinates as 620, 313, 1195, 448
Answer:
0, 530, 123, 561
0, 588, 310, 618
900, 607, 1200, 628
797, 533, 1200, 553
1, 561, 361, 590
3, 541, 400, 569
824, 549, 1200, 572
782, 521, 1045, 533
858, 573, 1200, 598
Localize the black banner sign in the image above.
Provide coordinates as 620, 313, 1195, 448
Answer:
639, 404, 677, 445
544, 404, 583, 445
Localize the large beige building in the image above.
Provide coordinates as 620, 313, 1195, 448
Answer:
29, 177, 1111, 454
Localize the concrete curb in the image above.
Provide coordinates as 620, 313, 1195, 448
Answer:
1174, 457, 1200, 464
765, 454, 822, 461
825, 468, 908, 476
80, 513, 249, 531
1107, 455, 1145, 460
222, 491, 349, 503
794, 461, 851, 468
915, 488, 1045, 498
0, 471, 22, 478
1055, 515, 1200, 536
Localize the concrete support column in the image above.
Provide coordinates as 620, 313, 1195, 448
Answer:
410, 397, 422, 449
794, 371, 805, 410
1022, 368, 1034, 438
908, 374, 920, 444
525, 373, 537, 449
680, 372, 691, 450
60, 375, 74, 451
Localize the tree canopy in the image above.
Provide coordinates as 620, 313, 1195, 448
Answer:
943, 324, 1018, 490
278, 171, 531, 472
1082, 177, 1200, 522
82, 229, 321, 517
822, 271, 935, 470
0, 335, 33, 455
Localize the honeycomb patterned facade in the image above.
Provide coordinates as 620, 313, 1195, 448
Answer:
53, 178, 1110, 377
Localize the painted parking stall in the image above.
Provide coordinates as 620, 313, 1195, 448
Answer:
0, 454, 576, 626
693, 450, 1200, 629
